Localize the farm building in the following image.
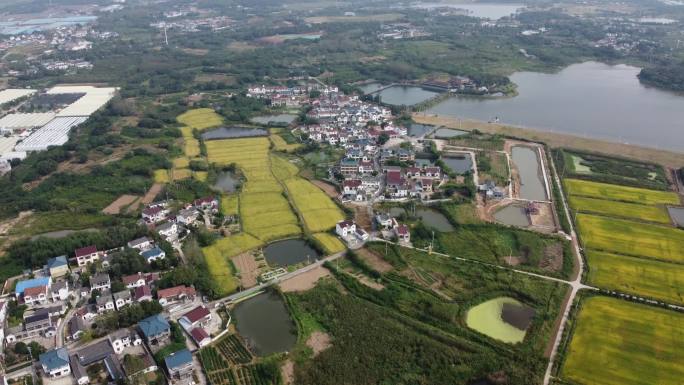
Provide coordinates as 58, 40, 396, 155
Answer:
0, 89, 36, 105
47, 86, 117, 117
0, 112, 55, 132
14, 116, 87, 152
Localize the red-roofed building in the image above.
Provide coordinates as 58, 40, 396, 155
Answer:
157, 286, 196, 306
335, 220, 356, 238
122, 273, 146, 289
395, 224, 410, 242
74, 245, 101, 267
193, 196, 218, 211
142, 206, 168, 224
23, 285, 48, 305
181, 306, 211, 328
189, 328, 211, 348
133, 285, 153, 302
386, 170, 403, 187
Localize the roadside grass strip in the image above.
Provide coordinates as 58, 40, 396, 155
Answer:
576, 214, 684, 263
283, 178, 344, 232
586, 250, 684, 305
561, 296, 684, 385
177, 108, 224, 130
202, 245, 240, 296
154, 169, 170, 183
568, 195, 671, 224
312, 233, 346, 254
564, 179, 680, 205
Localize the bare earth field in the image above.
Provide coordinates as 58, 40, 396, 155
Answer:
102, 194, 140, 214
414, 114, 684, 167
141, 183, 164, 205
310, 180, 338, 198
232, 253, 259, 288
279, 265, 331, 292
357, 248, 393, 273
306, 331, 332, 356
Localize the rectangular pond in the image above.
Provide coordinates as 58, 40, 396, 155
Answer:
511, 146, 547, 201
249, 114, 297, 125
441, 153, 473, 174
668, 207, 684, 227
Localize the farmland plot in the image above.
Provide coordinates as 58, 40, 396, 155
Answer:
177, 108, 224, 130
568, 195, 671, 224
564, 179, 679, 205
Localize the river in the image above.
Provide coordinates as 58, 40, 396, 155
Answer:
427, 62, 684, 152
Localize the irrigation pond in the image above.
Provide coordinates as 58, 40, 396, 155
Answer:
263, 238, 321, 267
465, 297, 535, 343
232, 292, 297, 356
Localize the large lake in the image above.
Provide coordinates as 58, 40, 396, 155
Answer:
427, 62, 684, 152
412, 3, 524, 19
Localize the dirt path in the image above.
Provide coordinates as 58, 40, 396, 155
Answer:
281, 360, 294, 385
102, 194, 140, 214
232, 253, 259, 288
279, 265, 331, 292
141, 183, 164, 205
414, 114, 684, 167
306, 331, 331, 356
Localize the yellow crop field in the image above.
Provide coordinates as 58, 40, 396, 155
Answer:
206, 233, 264, 261
173, 157, 190, 168
193, 171, 208, 181
561, 296, 684, 385
180, 126, 193, 138
270, 134, 302, 152
576, 214, 684, 263
183, 139, 200, 157
270, 155, 299, 180
202, 246, 239, 296
284, 178, 344, 232
154, 169, 170, 183
586, 250, 684, 305
220, 194, 239, 216
177, 108, 224, 130
568, 195, 671, 224
172, 168, 192, 180
313, 233, 346, 254
564, 179, 680, 205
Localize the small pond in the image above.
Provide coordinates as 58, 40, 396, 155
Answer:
263, 239, 321, 267
668, 207, 684, 227
232, 292, 297, 356
416, 209, 454, 232
408, 123, 433, 137
201, 126, 268, 140
213, 171, 239, 193
433, 128, 467, 139
494, 205, 530, 227
415, 157, 435, 167
466, 297, 535, 344
511, 146, 547, 201
389, 207, 407, 217
441, 154, 473, 174
250, 114, 297, 125
377, 85, 439, 106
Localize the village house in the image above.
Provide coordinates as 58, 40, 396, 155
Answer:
157, 285, 196, 306
23, 285, 48, 305
193, 196, 219, 211
67, 316, 86, 340
39, 348, 71, 379
142, 206, 169, 224
335, 220, 356, 238
113, 290, 132, 310
50, 281, 70, 302
75, 245, 102, 267
179, 306, 211, 329
133, 285, 153, 302
127, 236, 153, 251
395, 224, 411, 242
5, 311, 53, 343
141, 247, 166, 264
176, 208, 200, 225
164, 349, 194, 380
46, 255, 69, 278
138, 314, 170, 345
75, 305, 98, 322
90, 273, 111, 293
156, 222, 178, 242
70, 355, 89, 385
96, 295, 115, 313
189, 327, 211, 348
122, 273, 146, 288
15, 276, 52, 302
108, 329, 141, 354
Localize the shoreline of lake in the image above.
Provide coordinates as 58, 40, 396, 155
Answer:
413, 114, 684, 167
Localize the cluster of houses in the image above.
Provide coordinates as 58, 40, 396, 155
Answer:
141, 196, 219, 243
247, 83, 339, 108
383, 165, 444, 200
39, 310, 199, 384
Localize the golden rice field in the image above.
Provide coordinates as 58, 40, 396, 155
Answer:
193, 171, 208, 181
172, 168, 192, 180
270, 154, 299, 180
173, 157, 190, 169
177, 108, 224, 131
586, 250, 684, 305
154, 169, 170, 183
220, 194, 239, 216
568, 195, 671, 224
180, 126, 194, 138
312, 233, 346, 254
564, 179, 680, 205
184, 138, 200, 157
561, 296, 684, 385
576, 213, 684, 263
284, 178, 344, 232
270, 134, 302, 153
202, 246, 239, 296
